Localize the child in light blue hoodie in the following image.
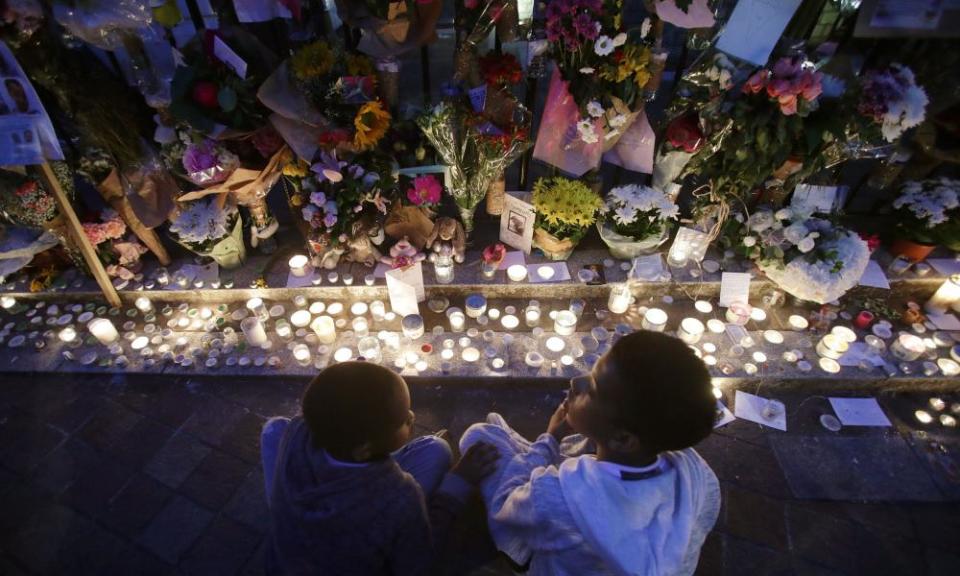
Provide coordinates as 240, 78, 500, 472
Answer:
461, 331, 720, 576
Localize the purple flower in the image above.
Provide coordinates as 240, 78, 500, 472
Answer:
310, 151, 345, 183
182, 140, 218, 174
309, 191, 327, 207
324, 200, 339, 215
573, 13, 598, 40
323, 213, 338, 228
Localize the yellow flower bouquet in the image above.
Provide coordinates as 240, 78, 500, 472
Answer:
531, 176, 603, 260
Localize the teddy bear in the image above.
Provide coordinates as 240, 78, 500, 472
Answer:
379, 236, 426, 269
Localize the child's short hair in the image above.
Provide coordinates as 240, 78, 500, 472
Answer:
302, 361, 407, 456
601, 331, 715, 452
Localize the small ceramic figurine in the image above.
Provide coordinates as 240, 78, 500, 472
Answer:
344, 220, 383, 267
425, 217, 466, 264
380, 236, 426, 269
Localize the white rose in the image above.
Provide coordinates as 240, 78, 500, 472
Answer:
797, 236, 816, 253
743, 236, 757, 247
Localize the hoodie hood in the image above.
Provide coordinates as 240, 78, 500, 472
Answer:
558, 451, 716, 576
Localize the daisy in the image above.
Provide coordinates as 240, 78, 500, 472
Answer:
587, 101, 604, 118
594, 35, 614, 56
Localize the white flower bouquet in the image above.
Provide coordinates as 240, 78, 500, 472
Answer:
598, 184, 678, 258
892, 178, 960, 252
723, 207, 869, 304
168, 198, 245, 268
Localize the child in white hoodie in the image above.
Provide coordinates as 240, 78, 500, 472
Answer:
460, 331, 720, 576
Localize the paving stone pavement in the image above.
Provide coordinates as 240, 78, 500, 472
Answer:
0, 373, 958, 576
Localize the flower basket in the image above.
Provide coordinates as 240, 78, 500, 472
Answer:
598, 220, 671, 259
889, 237, 937, 262
177, 212, 246, 269
533, 226, 584, 261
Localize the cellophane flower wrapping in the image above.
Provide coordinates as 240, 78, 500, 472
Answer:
52, 0, 153, 50
532, 69, 604, 176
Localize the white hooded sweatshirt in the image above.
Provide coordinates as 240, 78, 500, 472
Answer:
487, 433, 720, 576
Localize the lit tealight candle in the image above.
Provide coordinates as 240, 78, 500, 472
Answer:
327, 302, 344, 316
707, 319, 725, 334
545, 336, 566, 353
763, 330, 784, 345
88, 318, 119, 345
351, 302, 369, 316
334, 347, 353, 362
462, 347, 480, 362
678, 318, 705, 344
536, 266, 555, 281
915, 410, 933, 424
750, 307, 767, 322
290, 310, 312, 328
831, 326, 857, 344
501, 315, 520, 330
642, 308, 668, 332
293, 344, 311, 366
311, 316, 337, 344
937, 358, 960, 376
694, 300, 713, 314
131, 335, 149, 351
58, 326, 77, 343
134, 297, 153, 313
506, 264, 528, 282
1, 296, 17, 309
816, 334, 849, 360
288, 254, 310, 277
788, 315, 809, 330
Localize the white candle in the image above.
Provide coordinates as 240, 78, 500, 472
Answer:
358, 336, 381, 362
938, 358, 960, 376
131, 335, 149, 351
694, 300, 713, 314
608, 284, 632, 314
831, 326, 857, 344
925, 274, 960, 314
1, 296, 16, 309
763, 330, 784, 345
58, 326, 77, 343
334, 347, 353, 362
288, 254, 310, 277
553, 310, 577, 335
88, 318, 119, 345
677, 318, 705, 344
311, 315, 337, 344
370, 301, 386, 321
545, 336, 565, 353
246, 297, 268, 320
915, 410, 933, 424
351, 302, 369, 316
275, 321, 292, 339
447, 308, 466, 332
507, 264, 528, 282
327, 302, 344, 316
353, 317, 370, 338
788, 315, 809, 330
816, 334, 849, 360
750, 307, 767, 322
501, 315, 520, 330
293, 344, 311, 366
642, 308, 668, 332
290, 310, 312, 328
707, 319, 725, 334
135, 297, 153, 313
525, 307, 541, 327
890, 333, 924, 361
241, 317, 268, 347
462, 347, 480, 362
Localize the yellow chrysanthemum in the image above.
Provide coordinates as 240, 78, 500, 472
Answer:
291, 41, 334, 82
532, 177, 602, 228
353, 100, 391, 151
346, 53, 375, 77
601, 44, 652, 89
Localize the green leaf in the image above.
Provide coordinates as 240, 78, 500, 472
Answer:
218, 87, 238, 112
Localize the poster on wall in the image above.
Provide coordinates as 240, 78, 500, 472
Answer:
0, 42, 64, 166
854, 0, 960, 37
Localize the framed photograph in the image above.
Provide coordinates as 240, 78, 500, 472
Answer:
500, 192, 535, 254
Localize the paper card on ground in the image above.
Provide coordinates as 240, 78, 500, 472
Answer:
630, 254, 665, 281
386, 262, 424, 316
500, 192, 535, 254
927, 259, 960, 276
928, 313, 960, 331
286, 269, 320, 288
527, 262, 570, 283
858, 260, 890, 289
735, 390, 787, 431
498, 251, 526, 271
791, 183, 838, 214
213, 36, 247, 79
719, 272, 751, 307
715, 401, 736, 429
656, 0, 716, 29
715, 0, 802, 66
828, 397, 892, 427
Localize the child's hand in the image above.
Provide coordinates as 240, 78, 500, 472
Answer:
547, 400, 572, 441
451, 442, 499, 485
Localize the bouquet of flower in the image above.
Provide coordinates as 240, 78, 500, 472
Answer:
418, 102, 530, 233
531, 176, 603, 259
405, 174, 443, 210
170, 29, 277, 134
854, 64, 927, 143
82, 210, 148, 279
179, 137, 241, 187
892, 178, 960, 250
478, 52, 523, 88
598, 184, 678, 258
168, 197, 245, 268
721, 207, 869, 304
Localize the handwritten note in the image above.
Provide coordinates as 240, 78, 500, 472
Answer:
716, 0, 802, 66
719, 272, 751, 308
829, 397, 892, 427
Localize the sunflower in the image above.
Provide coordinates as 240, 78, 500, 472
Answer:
291, 41, 334, 82
353, 101, 391, 151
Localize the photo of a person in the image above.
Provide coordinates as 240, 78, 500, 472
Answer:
507, 210, 526, 236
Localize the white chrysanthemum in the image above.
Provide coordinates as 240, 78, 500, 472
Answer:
614, 205, 636, 226
169, 199, 236, 245
774, 208, 794, 221
594, 35, 614, 56
743, 236, 757, 247
577, 120, 599, 144
747, 211, 775, 232
587, 101, 605, 118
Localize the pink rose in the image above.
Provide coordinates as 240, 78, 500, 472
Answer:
743, 70, 768, 94
766, 78, 793, 98
778, 94, 798, 116
800, 71, 822, 101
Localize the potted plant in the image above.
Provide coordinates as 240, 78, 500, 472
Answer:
168, 197, 245, 269
598, 184, 679, 259
890, 178, 960, 260
531, 176, 603, 260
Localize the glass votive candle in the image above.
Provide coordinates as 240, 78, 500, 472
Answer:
275, 320, 292, 339
246, 297, 269, 320
311, 315, 337, 344
569, 298, 587, 318
501, 315, 520, 330
370, 301, 386, 322
608, 284, 631, 314
292, 344, 311, 366
854, 311, 875, 330
333, 347, 353, 362
677, 318, 705, 344
364, 274, 375, 286
288, 254, 310, 277
887, 255, 912, 276
926, 274, 960, 314
816, 334, 849, 360
642, 308, 668, 332
358, 336, 382, 362
352, 317, 370, 338
554, 310, 578, 336
342, 273, 354, 286
290, 310, 312, 328
725, 303, 751, 326
890, 333, 925, 361
465, 294, 487, 318
88, 318, 119, 345
58, 326, 77, 343
506, 264, 527, 282
525, 305, 541, 328
447, 308, 466, 332
134, 297, 153, 313
241, 317, 268, 347
402, 314, 425, 339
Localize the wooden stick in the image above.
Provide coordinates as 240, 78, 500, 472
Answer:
38, 162, 121, 307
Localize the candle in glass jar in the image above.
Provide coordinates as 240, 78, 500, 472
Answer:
246, 297, 268, 320
525, 306, 541, 327
293, 344, 311, 366
290, 310, 312, 328
925, 274, 960, 314
462, 347, 480, 362
352, 317, 370, 338
241, 317, 268, 347
465, 294, 487, 318
58, 326, 77, 343
447, 308, 466, 332
854, 311, 875, 330
677, 318, 705, 344
288, 254, 310, 277
334, 347, 352, 362
88, 318, 119, 345
134, 297, 153, 313
402, 314, 424, 339
642, 308, 668, 332
370, 301, 386, 322
890, 333, 925, 361
554, 310, 578, 336
0, 295, 15, 309
358, 336, 382, 362
608, 284, 632, 314
275, 320, 292, 339
311, 316, 336, 344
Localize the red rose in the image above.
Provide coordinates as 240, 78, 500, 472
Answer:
192, 81, 220, 109
666, 113, 704, 154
